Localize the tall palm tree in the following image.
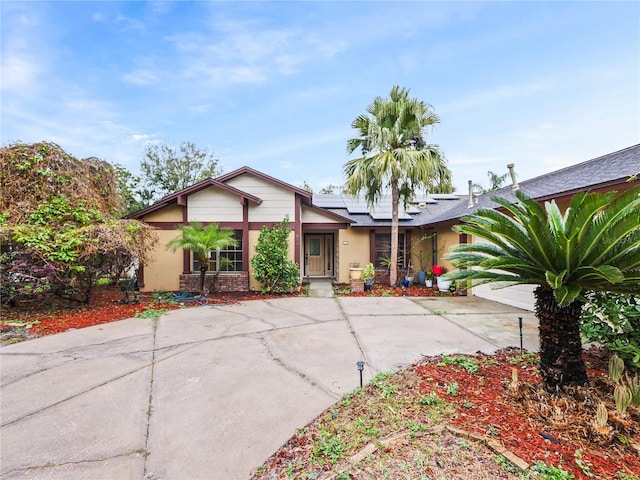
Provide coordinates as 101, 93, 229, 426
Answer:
345, 86, 452, 286
444, 187, 640, 391
166, 222, 237, 295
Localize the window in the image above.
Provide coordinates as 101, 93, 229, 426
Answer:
374, 233, 406, 269
193, 230, 243, 272
431, 232, 438, 266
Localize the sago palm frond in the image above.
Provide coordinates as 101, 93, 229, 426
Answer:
445, 186, 640, 306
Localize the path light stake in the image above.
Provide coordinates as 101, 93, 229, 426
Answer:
357, 360, 365, 388
519, 317, 523, 356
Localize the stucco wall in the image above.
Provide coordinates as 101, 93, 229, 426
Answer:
143, 204, 183, 223
337, 228, 371, 283
142, 230, 182, 292
301, 206, 342, 223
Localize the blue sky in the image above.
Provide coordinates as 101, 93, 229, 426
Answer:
2, 1, 638, 194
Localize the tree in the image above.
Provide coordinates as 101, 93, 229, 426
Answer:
473, 170, 509, 195
166, 222, 237, 295
319, 184, 343, 194
345, 85, 452, 286
141, 141, 222, 201
114, 164, 155, 216
0, 142, 157, 304
251, 218, 300, 293
444, 187, 640, 391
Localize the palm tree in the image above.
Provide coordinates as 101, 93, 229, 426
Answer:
444, 187, 640, 391
472, 170, 509, 195
166, 222, 237, 295
345, 86, 452, 286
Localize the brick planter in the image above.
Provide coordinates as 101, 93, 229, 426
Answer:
179, 272, 249, 292
350, 279, 364, 293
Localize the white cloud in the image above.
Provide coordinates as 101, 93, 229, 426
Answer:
441, 82, 548, 113
115, 14, 145, 33
122, 69, 159, 86
0, 53, 42, 92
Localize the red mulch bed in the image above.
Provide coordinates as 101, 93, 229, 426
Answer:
0, 285, 296, 340
415, 350, 640, 479
335, 283, 444, 297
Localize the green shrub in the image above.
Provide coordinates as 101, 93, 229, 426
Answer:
581, 292, 640, 370
250, 217, 300, 293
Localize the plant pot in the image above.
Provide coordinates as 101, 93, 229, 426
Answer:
349, 267, 363, 280
405, 276, 414, 284
364, 279, 373, 291
437, 278, 452, 292
417, 271, 426, 285
425, 279, 433, 288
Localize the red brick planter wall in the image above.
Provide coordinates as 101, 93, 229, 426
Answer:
179, 273, 249, 292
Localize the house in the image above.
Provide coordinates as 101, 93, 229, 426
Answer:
128, 144, 640, 300
128, 166, 467, 293
425, 143, 640, 310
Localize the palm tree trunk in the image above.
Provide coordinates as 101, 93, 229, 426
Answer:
390, 177, 399, 287
199, 264, 208, 296
534, 286, 589, 391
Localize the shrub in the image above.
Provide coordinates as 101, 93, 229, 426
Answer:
251, 218, 300, 293
581, 292, 640, 370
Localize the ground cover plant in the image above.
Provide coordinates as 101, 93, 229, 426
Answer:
252, 349, 640, 479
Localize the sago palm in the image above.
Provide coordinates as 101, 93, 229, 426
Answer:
444, 186, 640, 390
166, 222, 237, 295
345, 85, 452, 286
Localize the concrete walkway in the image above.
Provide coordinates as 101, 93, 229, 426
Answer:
0, 296, 537, 480
306, 278, 334, 297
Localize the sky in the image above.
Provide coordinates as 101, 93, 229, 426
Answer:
2, 1, 639, 195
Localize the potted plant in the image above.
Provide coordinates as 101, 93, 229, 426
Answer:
410, 233, 434, 285
361, 262, 375, 291
349, 262, 363, 280
436, 268, 453, 292
425, 270, 434, 288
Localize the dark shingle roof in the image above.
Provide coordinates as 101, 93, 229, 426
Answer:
427, 144, 640, 225
312, 193, 467, 227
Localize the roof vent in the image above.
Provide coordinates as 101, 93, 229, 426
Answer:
418, 202, 427, 209
507, 163, 519, 191
467, 180, 474, 208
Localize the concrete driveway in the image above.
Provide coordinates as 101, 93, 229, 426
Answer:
0, 296, 537, 480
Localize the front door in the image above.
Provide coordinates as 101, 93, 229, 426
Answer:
305, 234, 334, 277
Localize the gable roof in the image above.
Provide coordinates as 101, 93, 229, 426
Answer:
126, 177, 262, 219
217, 166, 313, 204
427, 143, 640, 226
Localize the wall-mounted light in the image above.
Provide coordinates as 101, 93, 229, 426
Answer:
343, 241, 349, 245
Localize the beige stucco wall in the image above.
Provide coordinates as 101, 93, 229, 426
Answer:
188, 187, 243, 222
143, 204, 182, 223
142, 229, 182, 292
336, 228, 371, 283
301, 206, 342, 223
226, 174, 295, 222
